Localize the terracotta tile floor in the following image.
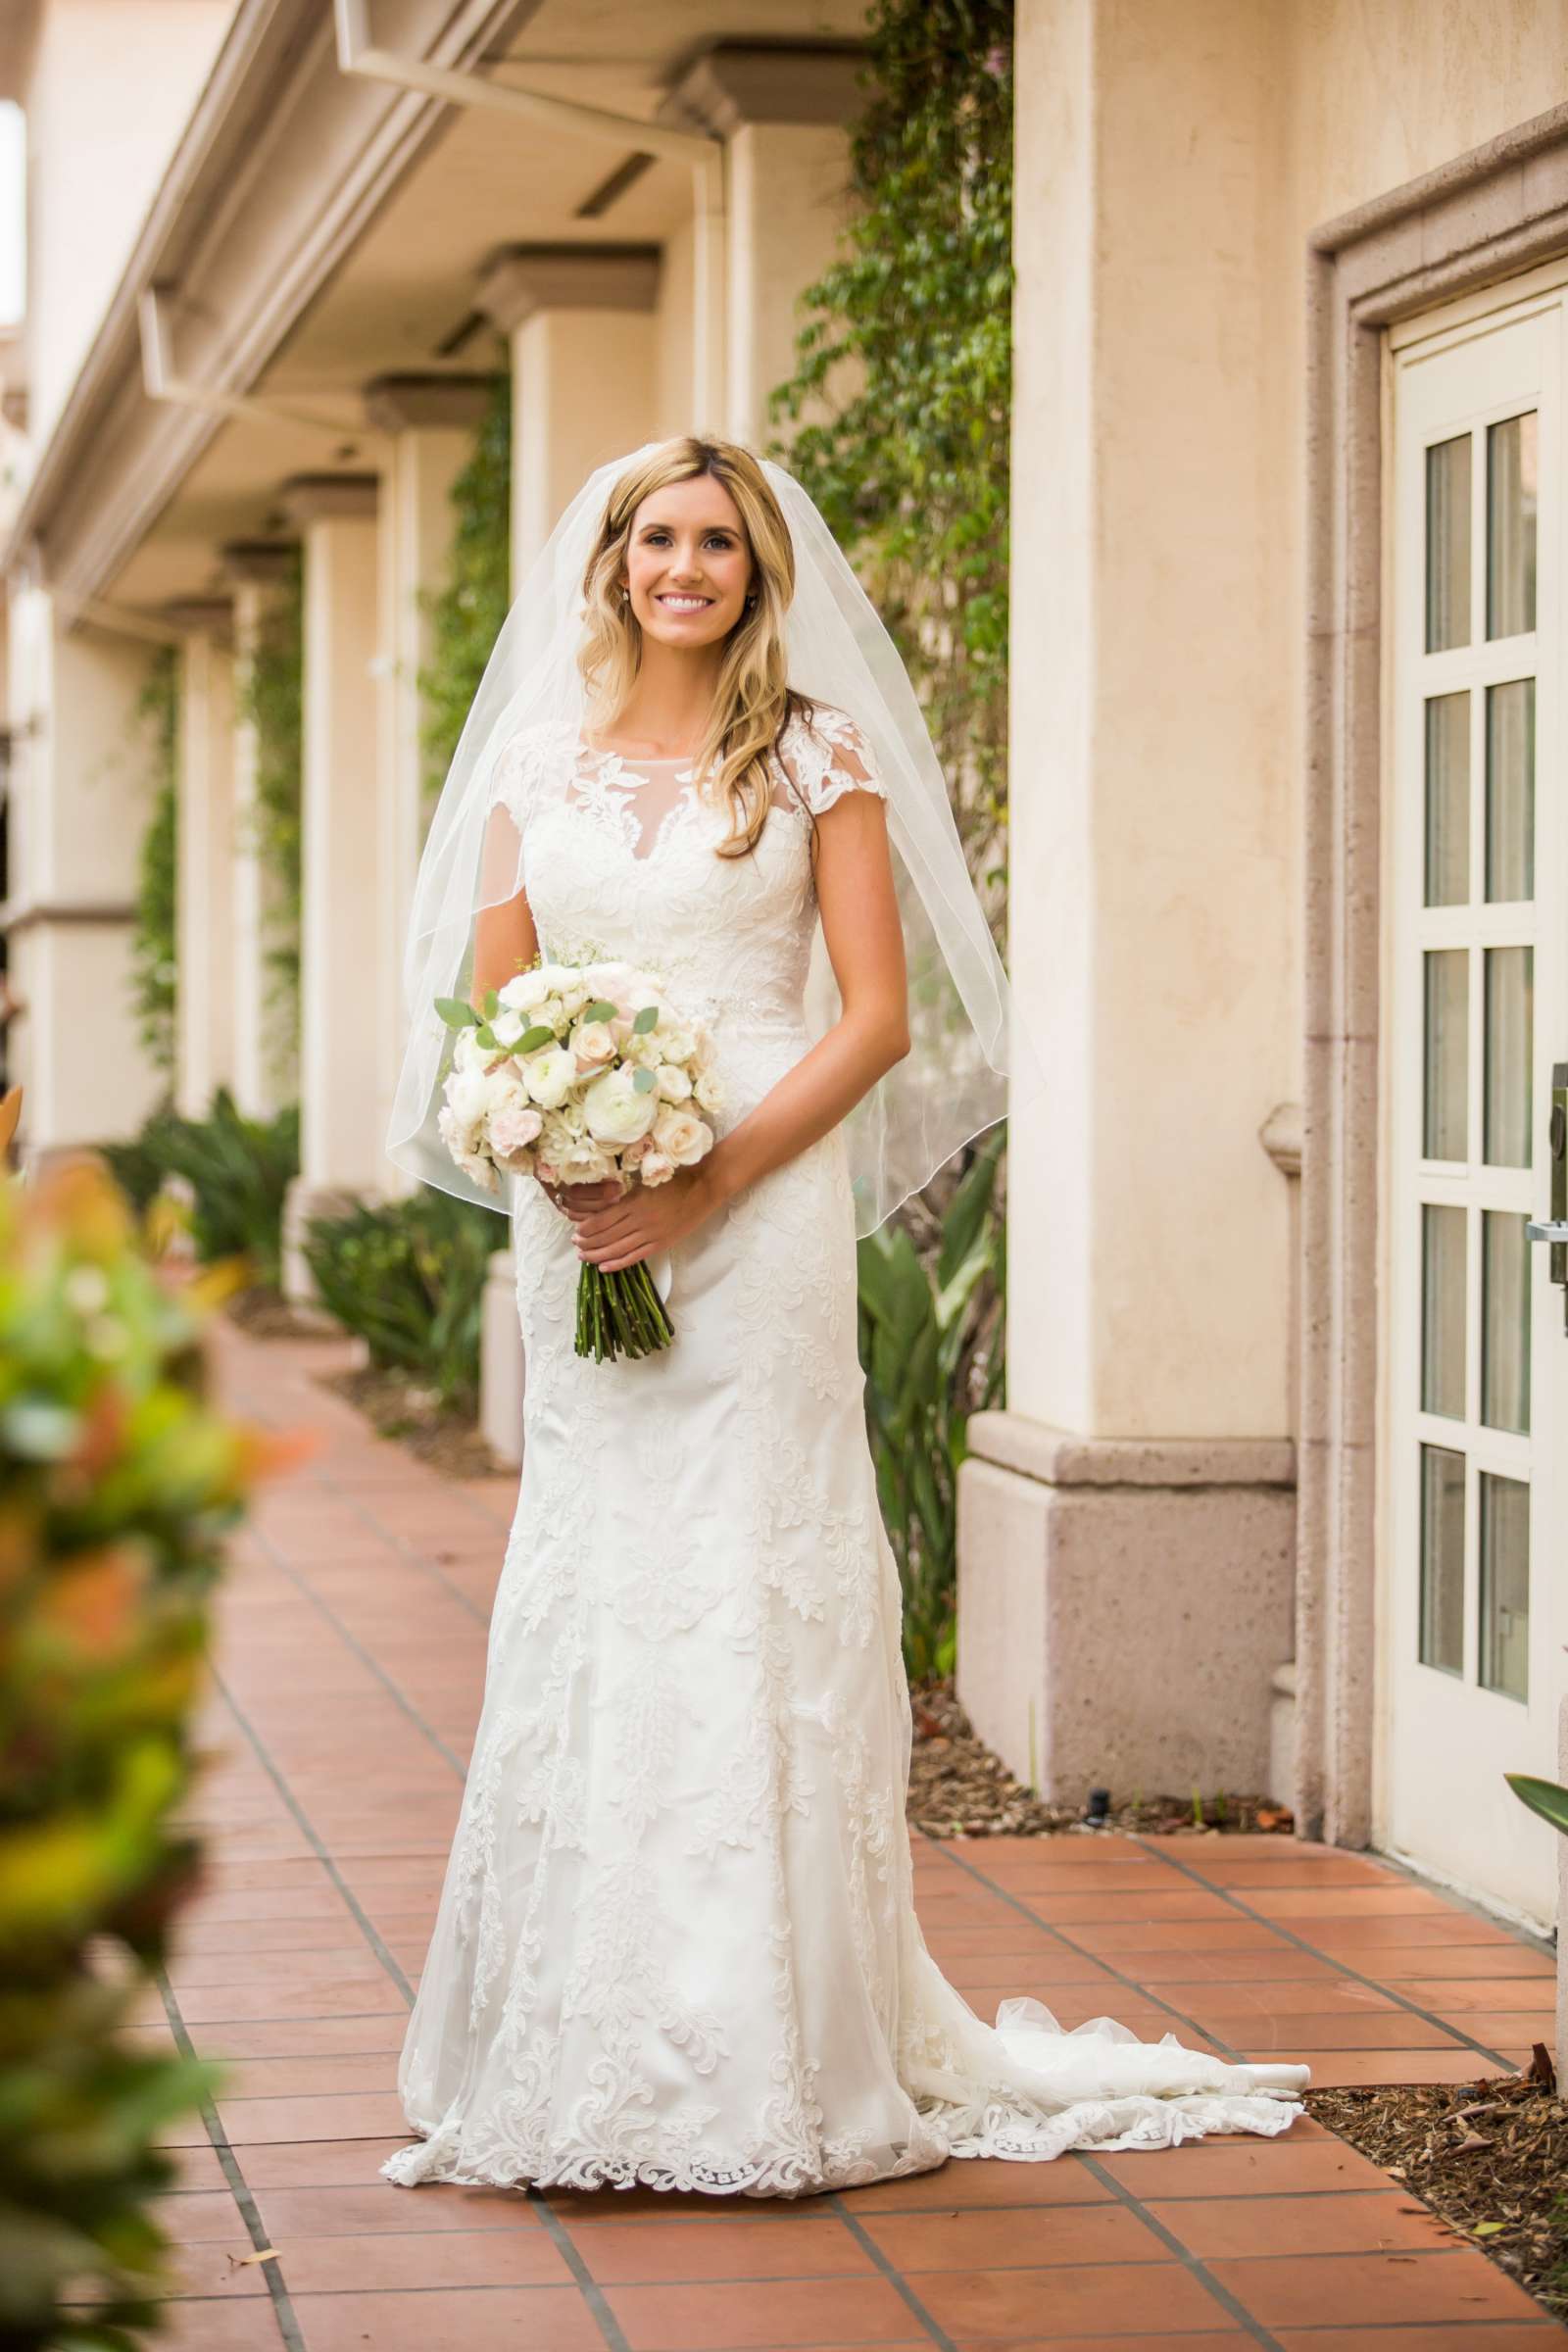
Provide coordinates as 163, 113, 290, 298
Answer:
140, 1320, 1562, 2349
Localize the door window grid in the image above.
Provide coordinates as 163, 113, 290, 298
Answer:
1415, 404, 1539, 1705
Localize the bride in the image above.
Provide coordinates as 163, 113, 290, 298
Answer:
381, 434, 1309, 2197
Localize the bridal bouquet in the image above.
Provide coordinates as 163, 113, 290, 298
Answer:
433, 958, 722, 1363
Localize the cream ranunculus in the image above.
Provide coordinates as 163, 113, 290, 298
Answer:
651, 1106, 712, 1167
497, 967, 553, 1011
523, 1046, 578, 1108
583, 1063, 660, 1147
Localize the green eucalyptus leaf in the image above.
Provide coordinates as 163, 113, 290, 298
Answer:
632, 1004, 660, 1034
516, 1023, 558, 1054
632, 1066, 657, 1094
434, 996, 478, 1030
583, 998, 619, 1024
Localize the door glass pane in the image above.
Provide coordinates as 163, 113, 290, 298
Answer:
1423, 949, 1468, 1159
1483, 945, 1533, 1167
1419, 1444, 1465, 1675
1481, 1210, 1531, 1435
1425, 691, 1470, 905
1487, 412, 1539, 640
1479, 1471, 1529, 1700
1426, 434, 1472, 652
1485, 678, 1535, 902
1421, 1203, 1466, 1419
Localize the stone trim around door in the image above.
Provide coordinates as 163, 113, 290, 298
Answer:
1300, 100, 1568, 1847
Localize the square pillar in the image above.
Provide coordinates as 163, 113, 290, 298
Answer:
476, 246, 661, 584
2, 575, 167, 1162
275, 473, 381, 1301
363, 375, 496, 1200
956, 0, 1298, 1805
663, 44, 864, 446
168, 601, 236, 1120
220, 542, 300, 1120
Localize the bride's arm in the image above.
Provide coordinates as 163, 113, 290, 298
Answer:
572, 790, 908, 1273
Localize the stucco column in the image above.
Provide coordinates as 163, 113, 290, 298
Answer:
476, 247, 661, 586
167, 600, 236, 1121
275, 474, 382, 1302
363, 375, 494, 1200
663, 43, 863, 444
956, 0, 1297, 1810
220, 542, 299, 1120
2, 572, 167, 1164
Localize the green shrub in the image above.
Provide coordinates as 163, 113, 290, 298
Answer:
0, 1159, 301, 2347
128, 649, 178, 1080
98, 1091, 300, 1293
858, 1133, 1005, 1678
301, 1189, 498, 1414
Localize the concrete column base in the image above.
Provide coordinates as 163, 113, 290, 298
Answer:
280, 1175, 363, 1313
480, 1248, 525, 1471
956, 1410, 1297, 1808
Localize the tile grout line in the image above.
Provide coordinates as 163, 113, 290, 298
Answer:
1072, 2144, 1292, 2352
1128, 1835, 1518, 2072
923, 1832, 1278, 2066
208, 1621, 633, 2352
154, 1967, 306, 2352
244, 1517, 470, 1778
824, 2191, 962, 2352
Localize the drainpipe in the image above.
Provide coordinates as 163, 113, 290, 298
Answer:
331, 0, 727, 429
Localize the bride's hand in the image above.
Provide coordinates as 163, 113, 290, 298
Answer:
570, 1166, 718, 1273
537, 1174, 622, 1224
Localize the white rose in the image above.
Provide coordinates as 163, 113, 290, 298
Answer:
453, 1024, 487, 1073
570, 1018, 617, 1071
582, 958, 635, 1003
654, 1062, 692, 1102
556, 1137, 616, 1184
523, 1046, 578, 1108
583, 1063, 660, 1147
639, 1150, 676, 1187
693, 1068, 726, 1115
658, 1025, 697, 1066
560, 983, 590, 1021
447, 1067, 492, 1136
491, 1007, 525, 1047
498, 968, 552, 1011
651, 1106, 712, 1167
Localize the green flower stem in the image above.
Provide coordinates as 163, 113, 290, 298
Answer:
573, 1259, 676, 1362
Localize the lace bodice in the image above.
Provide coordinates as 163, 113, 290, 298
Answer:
483, 704, 887, 1037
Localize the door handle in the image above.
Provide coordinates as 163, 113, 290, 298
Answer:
1541, 1064, 1567, 1330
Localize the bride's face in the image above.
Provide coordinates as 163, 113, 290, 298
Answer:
620, 476, 754, 651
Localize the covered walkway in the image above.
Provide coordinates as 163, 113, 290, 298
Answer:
135, 1319, 1560, 2348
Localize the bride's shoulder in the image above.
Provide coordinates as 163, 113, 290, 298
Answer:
774, 700, 888, 814
487, 714, 578, 819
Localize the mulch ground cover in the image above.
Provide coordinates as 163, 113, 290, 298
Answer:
1307, 2064, 1568, 2327
906, 1678, 1293, 1838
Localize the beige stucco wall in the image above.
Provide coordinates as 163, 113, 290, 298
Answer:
1008, 0, 1568, 1446
21, 0, 233, 448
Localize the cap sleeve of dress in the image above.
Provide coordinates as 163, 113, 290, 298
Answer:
779, 705, 889, 815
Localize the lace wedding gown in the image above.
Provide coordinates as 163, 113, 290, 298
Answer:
383, 704, 1309, 2198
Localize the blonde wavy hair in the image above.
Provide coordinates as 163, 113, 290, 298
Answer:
576, 437, 812, 858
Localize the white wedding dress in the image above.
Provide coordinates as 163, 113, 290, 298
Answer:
383, 704, 1309, 2198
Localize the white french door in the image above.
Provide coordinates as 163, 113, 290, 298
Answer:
1381, 277, 1568, 1931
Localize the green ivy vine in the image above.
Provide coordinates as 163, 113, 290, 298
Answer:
129, 644, 178, 1080
234, 551, 304, 1085
418, 370, 512, 812
768, 0, 1013, 922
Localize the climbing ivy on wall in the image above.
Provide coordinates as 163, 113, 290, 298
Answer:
769, 0, 1013, 924
129, 645, 178, 1080
418, 370, 513, 813
235, 551, 304, 1088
